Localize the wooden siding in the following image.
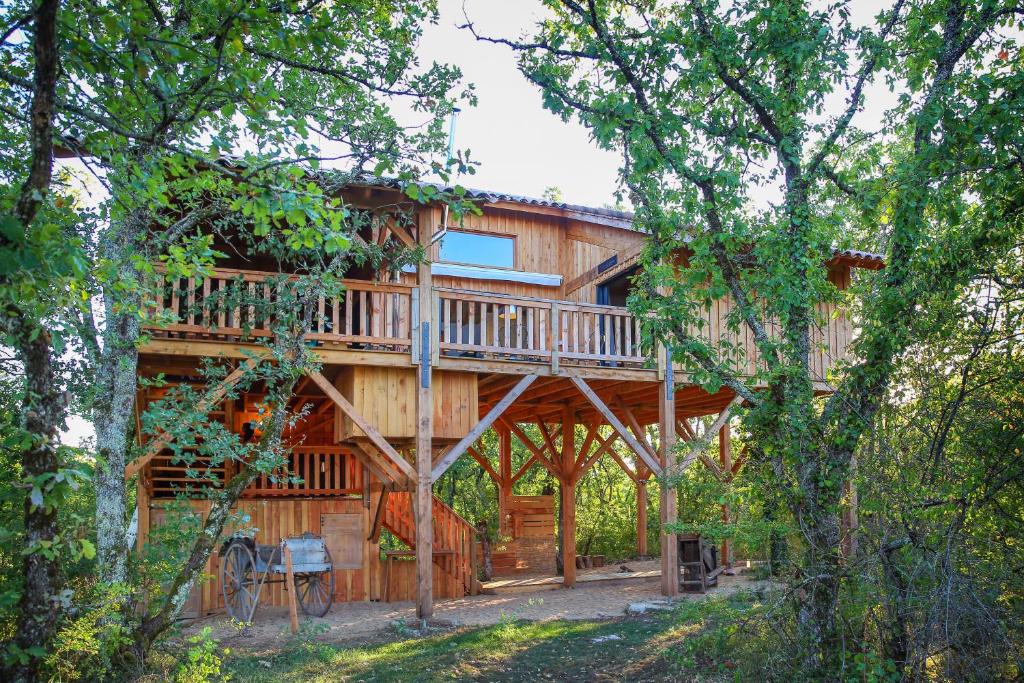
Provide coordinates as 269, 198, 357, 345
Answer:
334, 367, 477, 443
148, 496, 382, 617
433, 208, 564, 275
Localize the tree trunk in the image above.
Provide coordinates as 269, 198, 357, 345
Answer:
93, 210, 147, 587
6, 323, 66, 683
129, 368, 299, 660
3, 1, 65, 679
476, 521, 493, 581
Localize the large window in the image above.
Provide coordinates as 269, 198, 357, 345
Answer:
439, 230, 515, 269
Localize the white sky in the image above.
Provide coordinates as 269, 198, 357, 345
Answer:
420, 0, 624, 208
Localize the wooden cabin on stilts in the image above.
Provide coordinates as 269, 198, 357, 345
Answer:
127, 182, 882, 620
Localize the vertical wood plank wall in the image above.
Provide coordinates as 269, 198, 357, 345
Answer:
151, 496, 383, 617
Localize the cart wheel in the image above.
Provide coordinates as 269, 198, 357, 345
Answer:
295, 548, 334, 617
222, 541, 258, 621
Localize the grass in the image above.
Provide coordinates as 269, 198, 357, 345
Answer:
221, 591, 767, 682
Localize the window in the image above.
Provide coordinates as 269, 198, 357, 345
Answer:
439, 230, 515, 269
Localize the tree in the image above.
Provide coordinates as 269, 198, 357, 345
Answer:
0, 1, 89, 680
854, 244, 1024, 678
467, 0, 1023, 673
1, 0, 469, 675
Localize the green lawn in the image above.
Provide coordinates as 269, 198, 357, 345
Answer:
223, 593, 762, 682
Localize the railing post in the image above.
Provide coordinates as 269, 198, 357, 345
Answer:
431, 290, 440, 365
410, 288, 420, 365
550, 302, 560, 375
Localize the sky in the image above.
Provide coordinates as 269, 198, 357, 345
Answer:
418, 1, 624, 208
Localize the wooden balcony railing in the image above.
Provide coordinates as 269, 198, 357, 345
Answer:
146, 267, 413, 352
434, 288, 649, 368
143, 266, 847, 380
243, 446, 363, 498
144, 267, 654, 370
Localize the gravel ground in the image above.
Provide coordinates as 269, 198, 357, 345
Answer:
185, 564, 769, 650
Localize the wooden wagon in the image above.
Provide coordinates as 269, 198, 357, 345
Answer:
219, 532, 334, 622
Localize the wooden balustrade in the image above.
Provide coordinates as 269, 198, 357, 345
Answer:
145, 267, 413, 352
383, 491, 475, 599
143, 267, 846, 379
434, 288, 648, 368
244, 446, 363, 498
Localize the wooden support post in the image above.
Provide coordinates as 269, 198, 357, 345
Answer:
415, 206, 436, 622
659, 370, 679, 597
284, 544, 300, 635
498, 425, 512, 537
637, 478, 648, 558
719, 422, 732, 567
560, 406, 577, 588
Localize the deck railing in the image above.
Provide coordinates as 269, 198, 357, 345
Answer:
145, 267, 653, 370
434, 288, 649, 368
243, 446, 362, 498
146, 267, 414, 352
143, 266, 848, 381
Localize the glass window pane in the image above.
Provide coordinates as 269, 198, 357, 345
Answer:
439, 230, 515, 268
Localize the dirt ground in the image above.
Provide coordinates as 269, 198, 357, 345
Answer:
186, 561, 770, 650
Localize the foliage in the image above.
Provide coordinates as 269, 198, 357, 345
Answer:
44, 583, 132, 682
469, 0, 1024, 674
174, 627, 230, 683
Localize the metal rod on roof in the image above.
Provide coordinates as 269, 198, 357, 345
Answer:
433, 107, 461, 245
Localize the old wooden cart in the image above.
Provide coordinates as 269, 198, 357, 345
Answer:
219, 533, 334, 622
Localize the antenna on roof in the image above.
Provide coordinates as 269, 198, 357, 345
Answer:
431, 106, 461, 246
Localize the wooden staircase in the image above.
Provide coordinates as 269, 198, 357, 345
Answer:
382, 491, 478, 599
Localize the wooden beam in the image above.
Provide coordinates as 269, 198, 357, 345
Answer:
676, 418, 697, 441
614, 397, 659, 464
668, 396, 743, 477
637, 479, 648, 557
573, 422, 599, 470
501, 418, 562, 478
350, 442, 406, 489
719, 422, 732, 566
570, 377, 663, 475
431, 374, 537, 481
699, 454, 726, 481
467, 446, 501, 484
415, 205, 436, 621
537, 420, 560, 458
560, 405, 577, 588
574, 431, 620, 482
498, 426, 512, 536
369, 488, 390, 542
125, 356, 258, 479
309, 371, 417, 481
385, 216, 416, 248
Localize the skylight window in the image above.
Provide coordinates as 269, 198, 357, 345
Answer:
439, 230, 515, 269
